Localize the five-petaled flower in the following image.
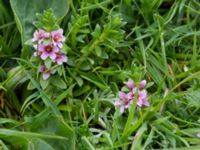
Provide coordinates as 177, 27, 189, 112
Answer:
32, 29, 50, 43
39, 65, 52, 80
114, 91, 133, 113
38, 43, 59, 60
115, 79, 150, 113
51, 29, 65, 48
137, 90, 150, 107
54, 52, 68, 65
32, 28, 67, 80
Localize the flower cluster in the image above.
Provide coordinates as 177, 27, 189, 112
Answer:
114, 80, 150, 113
32, 28, 67, 80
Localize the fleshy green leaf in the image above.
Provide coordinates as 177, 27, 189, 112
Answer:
50, 76, 67, 89
10, 0, 69, 56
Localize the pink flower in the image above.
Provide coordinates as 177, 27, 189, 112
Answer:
139, 80, 147, 89
32, 29, 50, 43
54, 53, 68, 65
114, 91, 133, 113
115, 79, 150, 114
126, 80, 134, 89
38, 43, 59, 60
39, 65, 52, 80
137, 90, 149, 107
51, 29, 65, 48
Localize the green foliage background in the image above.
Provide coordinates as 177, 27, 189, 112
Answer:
0, 0, 200, 149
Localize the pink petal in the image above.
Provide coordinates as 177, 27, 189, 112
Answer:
137, 98, 143, 107
57, 55, 67, 65
38, 44, 45, 52
58, 43, 63, 48
52, 41, 57, 46
124, 103, 130, 108
62, 55, 68, 62
118, 91, 127, 99
114, 100, 122, 106
62, 36, 66, 42
38, 29, 47, 35
49, 53, 56, 60
127, 92, 133, 101
32, 38, 37, 42
40, 52, 49, 60
126, 80, 134, 89
42, 72, 50, 80
57, 28, 63, 34
56, 59, 63, 65
139, 90, 147, 99
32, 30, 38, 42
38, 29, 44, 32
44, 32, 50, 38
142, 98, 150, 106
51, 30, 58, 37
39, 65, 45, 72
57, 58, 65, 65
120, 106, 125, 113
139, 80, 147, 89
53, 46, 59, 52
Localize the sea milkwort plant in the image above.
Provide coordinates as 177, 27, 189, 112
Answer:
33, 28, 67, 80
28, 9, 68, 91
115, 79, 150, 113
